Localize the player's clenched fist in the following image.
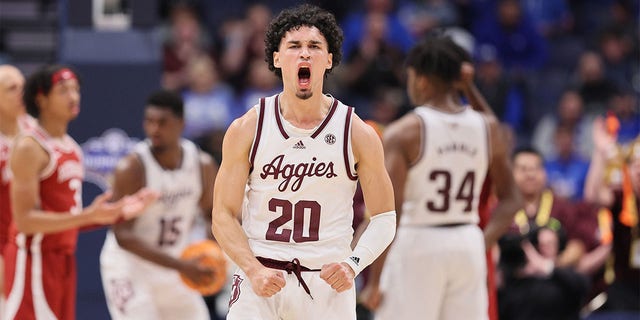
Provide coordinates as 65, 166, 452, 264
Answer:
247, 266, 286, 297
320, 262, 355, 292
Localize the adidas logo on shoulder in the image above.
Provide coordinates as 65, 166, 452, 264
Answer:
293, 140, 306, 149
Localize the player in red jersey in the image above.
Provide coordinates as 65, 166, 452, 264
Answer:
2, 65, 158, 320
0, 64, 35, 317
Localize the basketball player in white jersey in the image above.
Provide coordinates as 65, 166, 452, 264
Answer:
211, 4, 396, 320
361, 35, 523, 320
100, 90, 217, 320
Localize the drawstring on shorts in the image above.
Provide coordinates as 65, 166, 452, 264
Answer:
257, 256, 319, 299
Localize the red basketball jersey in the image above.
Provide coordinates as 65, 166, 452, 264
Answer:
6, 125, 84, 252
0, 133, 11, 248
0, 115, 36, 250
4, 125, 84, 320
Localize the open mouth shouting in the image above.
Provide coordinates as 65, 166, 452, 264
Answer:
298, 64, 311, 89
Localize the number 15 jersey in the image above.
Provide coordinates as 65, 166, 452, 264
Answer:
245, 94, 358, 270
402, 106, 489, 227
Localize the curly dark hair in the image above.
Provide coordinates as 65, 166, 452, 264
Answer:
405, 34, 469, 84
24, 64, 80, 118
264, 4, 343, 78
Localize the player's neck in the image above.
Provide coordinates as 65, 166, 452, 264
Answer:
38, 118, 67, 138
423, 94, 464, 113
278, 92, 331, 129
151, 143, 182, 170
0, 115, 19, 137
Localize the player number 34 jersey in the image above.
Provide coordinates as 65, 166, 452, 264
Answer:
402, 106, 489, 227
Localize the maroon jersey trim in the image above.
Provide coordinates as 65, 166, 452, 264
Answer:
274, 96, 339, 140
310, 98, 338, 139
249, 98, 266, 172
343, 107, 357, 181
477, 111, 492, 167
410, 112, 426, 168
274, 95, 289, 139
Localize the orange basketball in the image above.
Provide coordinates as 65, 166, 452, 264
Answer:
179, 239, 227, 295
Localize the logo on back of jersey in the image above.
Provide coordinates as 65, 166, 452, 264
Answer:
260, 154, 337, 192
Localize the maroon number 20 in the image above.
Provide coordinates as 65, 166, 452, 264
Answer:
266, 198, 320, 242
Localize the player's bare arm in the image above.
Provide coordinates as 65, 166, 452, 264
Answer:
360, 113, 420, 310
211, 108, 286, 297
482, 116, 523, 248
457, 62, 497, 117
198, 151, 217, 242
325, 115, 396, 294
351, 115, 396, 219
10, 136, 130, 234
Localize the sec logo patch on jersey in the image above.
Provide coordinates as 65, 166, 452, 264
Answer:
324, 133, 336, 145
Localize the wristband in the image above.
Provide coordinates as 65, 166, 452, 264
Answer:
343, 210, 396, 276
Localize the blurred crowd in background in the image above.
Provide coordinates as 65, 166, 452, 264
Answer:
152, 0, 639, 167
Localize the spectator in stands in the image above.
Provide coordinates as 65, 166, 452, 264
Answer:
217, 3, 273, 93
497, 225, 589, 320
472, 0, 548, 76
337, 7, 408, 118
510, 147, 586, 268
181, 55, 236, 159
474, 43, 527, 140
161, 1, 216, 91
597, 25, 637, 91
583, 118, 639, 318
396, 0, 460, 39
521, 0, 574, 38
607, 88, 640, 145
236, 57, 281, 114
574, 200, 613, 312
341, 0, 414, 62
572, 51, 617, 115
544, 124, 591, 201
532, 88, 594, 161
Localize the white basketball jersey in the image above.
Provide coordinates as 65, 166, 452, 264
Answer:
401, 106, 489, 226
244, 94, 358, 269
102, 139, 203, 260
